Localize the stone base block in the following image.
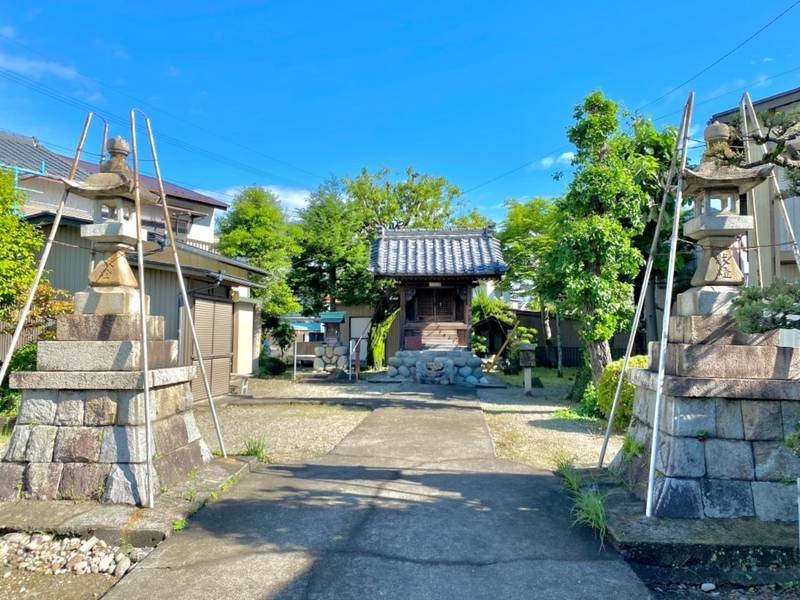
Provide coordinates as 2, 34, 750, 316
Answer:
24, 463, 64, 500
74, 287, 149, 316
676, 286, 739, 317
57, 314, 165, 342
0, 464, 24, 501
58, 463, 112, 500
155, 439, 208, 490
10, 366, 195, 390
667, 315, 780, 346
648, 342, 800, 380
38, 340, 178, 371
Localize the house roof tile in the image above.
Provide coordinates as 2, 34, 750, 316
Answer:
369, 227, 507, 279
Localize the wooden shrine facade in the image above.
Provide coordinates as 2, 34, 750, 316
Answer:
369, 227, 508, 351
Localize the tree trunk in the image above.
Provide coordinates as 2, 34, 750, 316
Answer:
645, 281, 658, 343
329, 269, 337, 310
540, 306, 552, 341
555, 312, 563, 378
586, 339, 612, 381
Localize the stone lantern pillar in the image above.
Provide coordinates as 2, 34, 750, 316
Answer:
0, 137, 210, 505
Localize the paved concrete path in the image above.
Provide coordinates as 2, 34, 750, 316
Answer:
107, 386, 650, 600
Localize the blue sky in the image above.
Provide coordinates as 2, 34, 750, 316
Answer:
1, 1, 798, 222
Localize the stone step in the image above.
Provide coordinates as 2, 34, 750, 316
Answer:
38, 340, 178, 372
668, 315, 780, 346
648, 342, 800, 380
57, 314, 165, 341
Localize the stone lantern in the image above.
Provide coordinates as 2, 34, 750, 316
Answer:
676, 121, 773, 316
68, 136, 158, 315
0, 136, 210, 505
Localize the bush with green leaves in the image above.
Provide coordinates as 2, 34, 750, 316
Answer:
259, 355, 287, 377
595, 355, 649, 429
732, 279, 800, 333
0, 342, 37, 415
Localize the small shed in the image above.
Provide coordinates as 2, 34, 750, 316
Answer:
320, 310, 346, 345
369, 226, 507, 351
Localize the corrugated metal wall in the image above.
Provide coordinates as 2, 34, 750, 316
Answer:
43, 225, 91, 293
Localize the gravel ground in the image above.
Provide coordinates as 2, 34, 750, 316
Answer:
195, 402, 370, 463
478, 381, 622, 471
650, 582, 800, 599
246, 377, 365, 400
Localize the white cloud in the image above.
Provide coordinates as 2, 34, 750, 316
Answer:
0, 25, 15, 39
0, 52, 78, 80
534, 151, 574, 170
754, 73, 772, 89
195, 184, 311, 215
556, 151, 574, 164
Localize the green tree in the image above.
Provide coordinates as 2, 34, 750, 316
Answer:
451, 209, 493, 228
289, 179, 383, 313
537, 91, 675, 381
217, 187, 300, 317
345, 166, 459, 229
0, 170, 43, 324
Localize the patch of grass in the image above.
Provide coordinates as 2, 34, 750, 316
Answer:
244, 436, 269, 463
172, 518, 188, 532
219, 475, 237, 494
553, 450, 582, 494
552, 407, 599, 422
496, 367, 579, 389
184, 488, 198, 503
572, 488, 607, 546
621, 434, 644, 464
785, 422, 800, 455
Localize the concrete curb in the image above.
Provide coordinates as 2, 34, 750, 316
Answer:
0, 456, 254, 547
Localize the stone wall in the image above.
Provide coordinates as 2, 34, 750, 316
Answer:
612, 316, 800, 522
313, 343, 348, 372
0, 314, 211, 505
385, 350, 488, 385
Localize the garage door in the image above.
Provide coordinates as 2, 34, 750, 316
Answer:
190, 297, 233, 402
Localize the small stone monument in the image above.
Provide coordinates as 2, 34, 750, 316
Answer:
612, 122, 800, 521
0, 137, 211, 505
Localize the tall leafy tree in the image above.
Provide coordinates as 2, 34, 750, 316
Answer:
451, 209, 493, 228
289, 179, 381, 313
345, 166, 459, 229
537, 91, 675, 381
217, 187, 300, 317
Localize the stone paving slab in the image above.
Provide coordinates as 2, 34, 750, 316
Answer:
106, 386, 651, 599
0, 457, 252, 547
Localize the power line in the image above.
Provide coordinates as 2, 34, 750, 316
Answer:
0, 67, 313, 190
3, 36, 327, 182
637, 0, 800, 112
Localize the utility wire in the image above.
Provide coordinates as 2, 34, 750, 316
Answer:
637, 0, 800, 112
3, 36, 327, 182
0, 67, 313, 191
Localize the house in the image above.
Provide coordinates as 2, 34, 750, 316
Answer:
369, 226, 508, 356
712, 86, 800, 285
0, 131, 264, 399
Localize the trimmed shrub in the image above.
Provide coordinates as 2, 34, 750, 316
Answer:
595, 355, 649, 429
259, 356, 287, 377
578, 382, 602, 418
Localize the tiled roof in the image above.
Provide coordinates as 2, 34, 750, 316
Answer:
0, 131, 88, 179
369, 227, 507, 279
0, 130, 226, 209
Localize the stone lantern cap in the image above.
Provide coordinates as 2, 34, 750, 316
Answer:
683, 121, 773, 197
62, 136, 159, 204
